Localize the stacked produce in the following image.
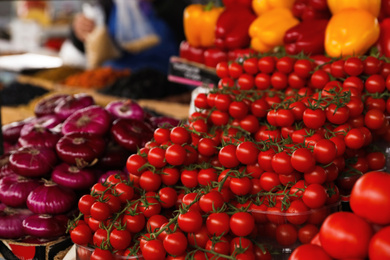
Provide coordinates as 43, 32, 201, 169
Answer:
290, 171, 390, 260
66, 50, 390, 259
0, 93, 178, 242
180, 0, 390, 68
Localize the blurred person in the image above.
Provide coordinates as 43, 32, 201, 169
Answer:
61, 0, 191, 74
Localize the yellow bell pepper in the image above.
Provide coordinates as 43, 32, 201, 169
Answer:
327, 0, 381, 17
252, 0, 295, 16
249, 8, 299, 53
183, 3, 224, 48
325, 9, 380, 57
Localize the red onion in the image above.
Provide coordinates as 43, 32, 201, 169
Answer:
3, 142, 20, 154
9, 146, 58, 178
22, 214, 68, 238
148, 116, 180, 128
0, 174, 41, 207
54, 93, 95, 121
0, 154, 14, 179
2, 117, 34, 143
0, 208, 33, 239
20, 115, 62, 137
61, 105, 111, 136
110, 118, 154, 152
27, 181, 76, 214
56, 132, 106, 165
98, 170, 128, 183
105, 99, 144, 121
51, 163, 97, 190
34, 94, 68, 117
96, 141, 131, 170
18, 127, 61, 148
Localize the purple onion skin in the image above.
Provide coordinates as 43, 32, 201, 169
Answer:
2, 117, 34, 143
110, 118, 154, 153
105, 99, 144, 121
51, 163, 97, 190
9, 146, 58, 178
18, 127, 61, 149
20, 115, 62, 137
61, 105, 112, 136
34, 94, 68, 117
22, 214, 68, 238
148, 116, 180, 128
54, 93, 95, 121
96, 141, 131, 170
27, 183, 76, 215
0, 208, 33, 239
55, 132, 106, 165
0, 174, 41, 208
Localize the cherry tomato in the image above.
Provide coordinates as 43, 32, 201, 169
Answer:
142, 239, 166, 260
302, 184, 327, 209
230, 212, 255, 237
276, 223, 298, 246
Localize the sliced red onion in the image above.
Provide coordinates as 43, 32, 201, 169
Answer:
34, 94, 68, 117
2, 117, 34, 143
110, 118, 154, 152
51, 163, 97, 190
98, 170, 128, 183
27, 182, 76, 214
56, 132, 106, 165
148, 116, 180, 128
96, 141, 131, 170
54, 93, 95, 121
0, 208, 33, 239
105, 99, 144, 121
20, 115, 62, 137
0, 174, 42, 208
61, 105, 111, 136
18, 127, 61, 148
22, 214, 68, 238
9, 146, 58, 178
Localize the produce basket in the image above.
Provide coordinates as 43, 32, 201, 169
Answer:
76, 244, 144, 260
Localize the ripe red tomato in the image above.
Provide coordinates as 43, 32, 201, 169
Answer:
369, 226, 390, 260
319, 212, 373, 259
350, 171, 390, 225
199, 190, 224, 213
78, 195, 96, 215
243, 57, 259, 74
364, 109, 385, 130
303, 108, 326, 129
294, 59, 313, 78
258, 56, 276, 74
298, 224, 319, 244
365, 74, 386, 93
216, 61, 229, 78
286, 199, 309, 225
230, 212, 255, 237
255, 73, 271, 90
310, 69, 330, 89
110, 228, 131, 250
178, 210, 203, 233
228, 62, 244, 79
139, 170, 162, 192
218, 144, 240, 168
90, 201, 111, 221
236, 141, 259, 165
344, 57, 364, 76
291, 147, 316, 173
206, 212, 230, 236
142, 239, 166, 260
313, 139, 337, 164
271, 151, 294, 175
276, 223, 298, 246
91, 248, 114, 260
70, 224, 92, 245
276, 56, 295, 74
163, 231, 188, 256
289, 244, 332, 260
238, 73, 255, 90
302, 183, 327, 209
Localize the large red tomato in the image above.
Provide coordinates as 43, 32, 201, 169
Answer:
289, 244, 332, 260
319, 212, 373, 259
350, 171, 390, 225
369, 226, 390, 260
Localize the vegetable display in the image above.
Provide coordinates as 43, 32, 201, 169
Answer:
0, 93, 179, 242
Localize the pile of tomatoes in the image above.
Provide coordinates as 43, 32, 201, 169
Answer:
290, 171, 390, 260
69, 54, 390, 260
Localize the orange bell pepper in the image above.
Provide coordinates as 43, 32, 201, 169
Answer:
327, 0, 381, 17
183, 3, 224, 48
249, 8, 299, 53
325, 9, 380, 57
252, 0, 295, 16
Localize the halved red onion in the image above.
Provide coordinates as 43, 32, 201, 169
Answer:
2, 117, 34, 143
0, 174, 42, 208
61, 105, 111, 136
105, 99, 144, 121
54, 93, 95, 121
22, 214, 68, 238
56, 132, 106, 165
148, 116, 180, 128
27, 182, 76, 214
34, 94, 68, 117
96, 141, 131, 170
51, 163, 97, 190
9, 146, 58, 178
0, 208, 33, 239
20, 115, 62, 137
110, 118, 154, 152
18, 127, 61, 148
